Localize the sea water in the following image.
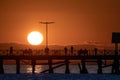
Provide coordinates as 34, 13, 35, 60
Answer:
3, 65, 112, 74
1, 65, 119, 80
0, 74, 120, 80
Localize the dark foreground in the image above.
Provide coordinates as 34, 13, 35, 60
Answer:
0, 74, 120, 80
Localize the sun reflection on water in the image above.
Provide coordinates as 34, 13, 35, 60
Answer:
26, 65, 43, 73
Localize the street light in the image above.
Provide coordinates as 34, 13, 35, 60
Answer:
39, 21, 54, 54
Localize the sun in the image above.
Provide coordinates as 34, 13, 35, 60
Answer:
27, 31, 43, 45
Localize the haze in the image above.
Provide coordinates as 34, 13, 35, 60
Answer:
0, 0, 120, 46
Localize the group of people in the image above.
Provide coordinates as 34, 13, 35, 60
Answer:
9, 46, 33, 56
64, 46, 74, 56
64, 46, 89, 56
22, 48, 32, 56
78, 49, 89, 56
9, 46, 89, 56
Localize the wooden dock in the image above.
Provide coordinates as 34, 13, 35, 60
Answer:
0, 48, 120, 74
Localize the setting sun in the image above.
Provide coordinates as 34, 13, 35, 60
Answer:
27, 31, 43, 45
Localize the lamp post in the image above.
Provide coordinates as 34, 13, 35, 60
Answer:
39, 21, 54, 53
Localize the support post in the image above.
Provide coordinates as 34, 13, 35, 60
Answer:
104, 49, 107, 65
32, 59, 36, 74
112, 43, 120, 74
65, 58, 70, 74
48, 59, 53, 73
0, 59, 4, 74
97, 58, 102, 74
39, 21, 54, 55
80, 59, 88, 74
16, 59, 20, 74
78, 63, 82, 73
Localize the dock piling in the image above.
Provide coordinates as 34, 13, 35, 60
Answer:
16, 59, 20, 74
0, 59, 4, 74
65, 59, 70, 74
97, 58, 102, 74
31, 59, 36, 74
80, 59, 88, 74
48, 59, 53, 73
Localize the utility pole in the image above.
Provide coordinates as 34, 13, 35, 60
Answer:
39, 21, 54, 54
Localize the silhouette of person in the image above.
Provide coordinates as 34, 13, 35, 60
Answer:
23, 49, 27, 56
64, 46, 68, 56
28, 48, 32, 56
71, 46, 74, 56
84, 49, 88, 56
9, 46, 13, 55
45, 47, 49, 55
78, 49, 83, 56
94, 48, 98, 56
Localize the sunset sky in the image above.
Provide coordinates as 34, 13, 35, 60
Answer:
0, 0, 120, 45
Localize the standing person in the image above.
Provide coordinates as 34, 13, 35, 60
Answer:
64, 46, 68, 56
9, 46, 13, 55
94, 48, 98, 56
71, 46, 74, 56
28, 48, 32, 56
78, 49, 83, 56
84, 49, 88, 56
45, 47, 49, 55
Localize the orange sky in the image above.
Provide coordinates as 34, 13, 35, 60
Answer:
0, 0, 120, 45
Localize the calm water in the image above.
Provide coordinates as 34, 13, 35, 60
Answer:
3, 64, 112, 74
